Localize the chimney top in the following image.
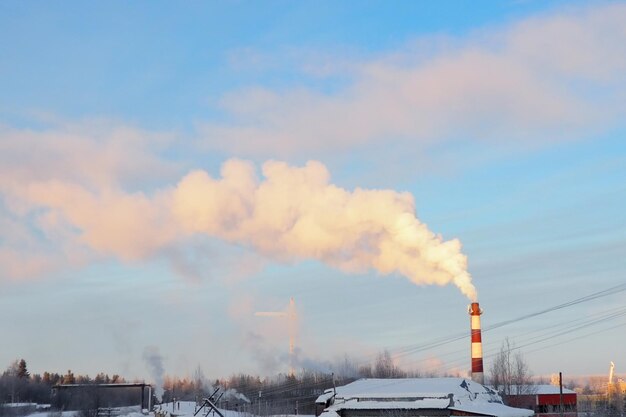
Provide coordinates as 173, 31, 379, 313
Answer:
469, 302, 482, 316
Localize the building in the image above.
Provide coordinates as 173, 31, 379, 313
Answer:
51, 383, 152, 411
315, 378, 535, 417
505, 385, 577, 417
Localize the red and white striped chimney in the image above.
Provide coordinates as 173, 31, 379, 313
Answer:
469, 302, 484, 385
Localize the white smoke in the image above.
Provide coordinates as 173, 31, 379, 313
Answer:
173, 159, 477, 299
20, 159, 477, 300
194, 365, 250, 403
220, 388, 250, 404
142, 346, 165, 400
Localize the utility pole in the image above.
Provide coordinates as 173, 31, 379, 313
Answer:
258, 391, 261, 416
608, 362, 615, 409
559, 372, 564, 417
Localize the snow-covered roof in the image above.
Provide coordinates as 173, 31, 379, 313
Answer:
321, 378, 496, 402
316, 389, 335, 404
317, 378, 534, 417
507, 385, 576, 395
532, 385, 576, 395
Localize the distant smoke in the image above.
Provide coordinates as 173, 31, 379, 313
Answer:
142, 346, 165, 400
243, 331, 286, 374
22, 159, 477, 299
194, 365, 250, 403
220, 388, 251, 404
293, 348, 334, 374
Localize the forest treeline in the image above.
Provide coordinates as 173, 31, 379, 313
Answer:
0, 358, 130, 405
1, 351, 616, 416
0, 351, 430, 415
161, 351, 427, 415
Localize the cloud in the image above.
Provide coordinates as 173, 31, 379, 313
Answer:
0, 247, 60, 281
23, 181, 178, 260
5, 4, 622, 298
199, 3, 626, 157
0, 120, 183, 279
0, 121, 177, 190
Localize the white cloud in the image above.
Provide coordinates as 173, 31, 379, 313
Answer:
200, 4, 626, 157
0, 120, 179, 194
0, 120, 181, 279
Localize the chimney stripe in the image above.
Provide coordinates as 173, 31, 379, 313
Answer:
471, 330, 482, 343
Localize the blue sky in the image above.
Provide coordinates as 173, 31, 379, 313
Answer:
1, 1, 625, 383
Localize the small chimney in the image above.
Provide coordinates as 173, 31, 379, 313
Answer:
468, 302, 484, 385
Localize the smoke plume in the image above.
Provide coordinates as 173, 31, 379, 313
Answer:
142, 346, 165, 400
177, 159, 477, 299
21, 159, 477, 300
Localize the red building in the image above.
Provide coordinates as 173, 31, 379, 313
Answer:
506, 385, 577, 417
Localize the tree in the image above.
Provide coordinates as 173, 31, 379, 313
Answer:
63, 370, 76, 384
358, 364, 373, 378
373, 350, 405, 378
17, 359, 29, 379
489, 338, 535, 397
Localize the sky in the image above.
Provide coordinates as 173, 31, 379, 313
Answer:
1, 0, 625, 384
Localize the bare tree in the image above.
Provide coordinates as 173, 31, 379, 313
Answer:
489, 338, 535, 396
372, 350, 407, 379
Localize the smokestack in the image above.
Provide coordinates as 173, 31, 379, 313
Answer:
468, 302, 484, 385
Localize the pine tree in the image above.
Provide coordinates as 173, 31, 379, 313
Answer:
63, 370, 75, 384
17, 359, 29, 379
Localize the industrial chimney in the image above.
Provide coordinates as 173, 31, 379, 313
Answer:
468, 302, 484, 385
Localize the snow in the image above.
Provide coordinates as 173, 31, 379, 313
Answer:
154, 401, 252, 417
17, 402, 254, 417
154, 402, 313, 417
23, 411, 79, 417
315, 390, 334, 404
508, 385, 576, 395
316, 378, 534, 417
328, 377, 496, 401
322, 377, 499, 403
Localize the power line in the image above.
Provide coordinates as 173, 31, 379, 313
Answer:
484, 282, 626, 332
389, 282, 626, 361
234, 282, 626, 397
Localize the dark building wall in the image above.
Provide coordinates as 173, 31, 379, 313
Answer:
339, 408, 451, 417
53, 387, 145, 411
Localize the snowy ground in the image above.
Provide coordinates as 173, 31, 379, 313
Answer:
20, 406, 141, 417
20, 402, 313, 417
155, 401, 314, 417
23, 411, 79, 417
155, 401, 245, 417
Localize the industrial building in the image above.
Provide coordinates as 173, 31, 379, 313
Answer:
505, 385, 577, 417
51, 383, 152, 411
315, 378, 534, 417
